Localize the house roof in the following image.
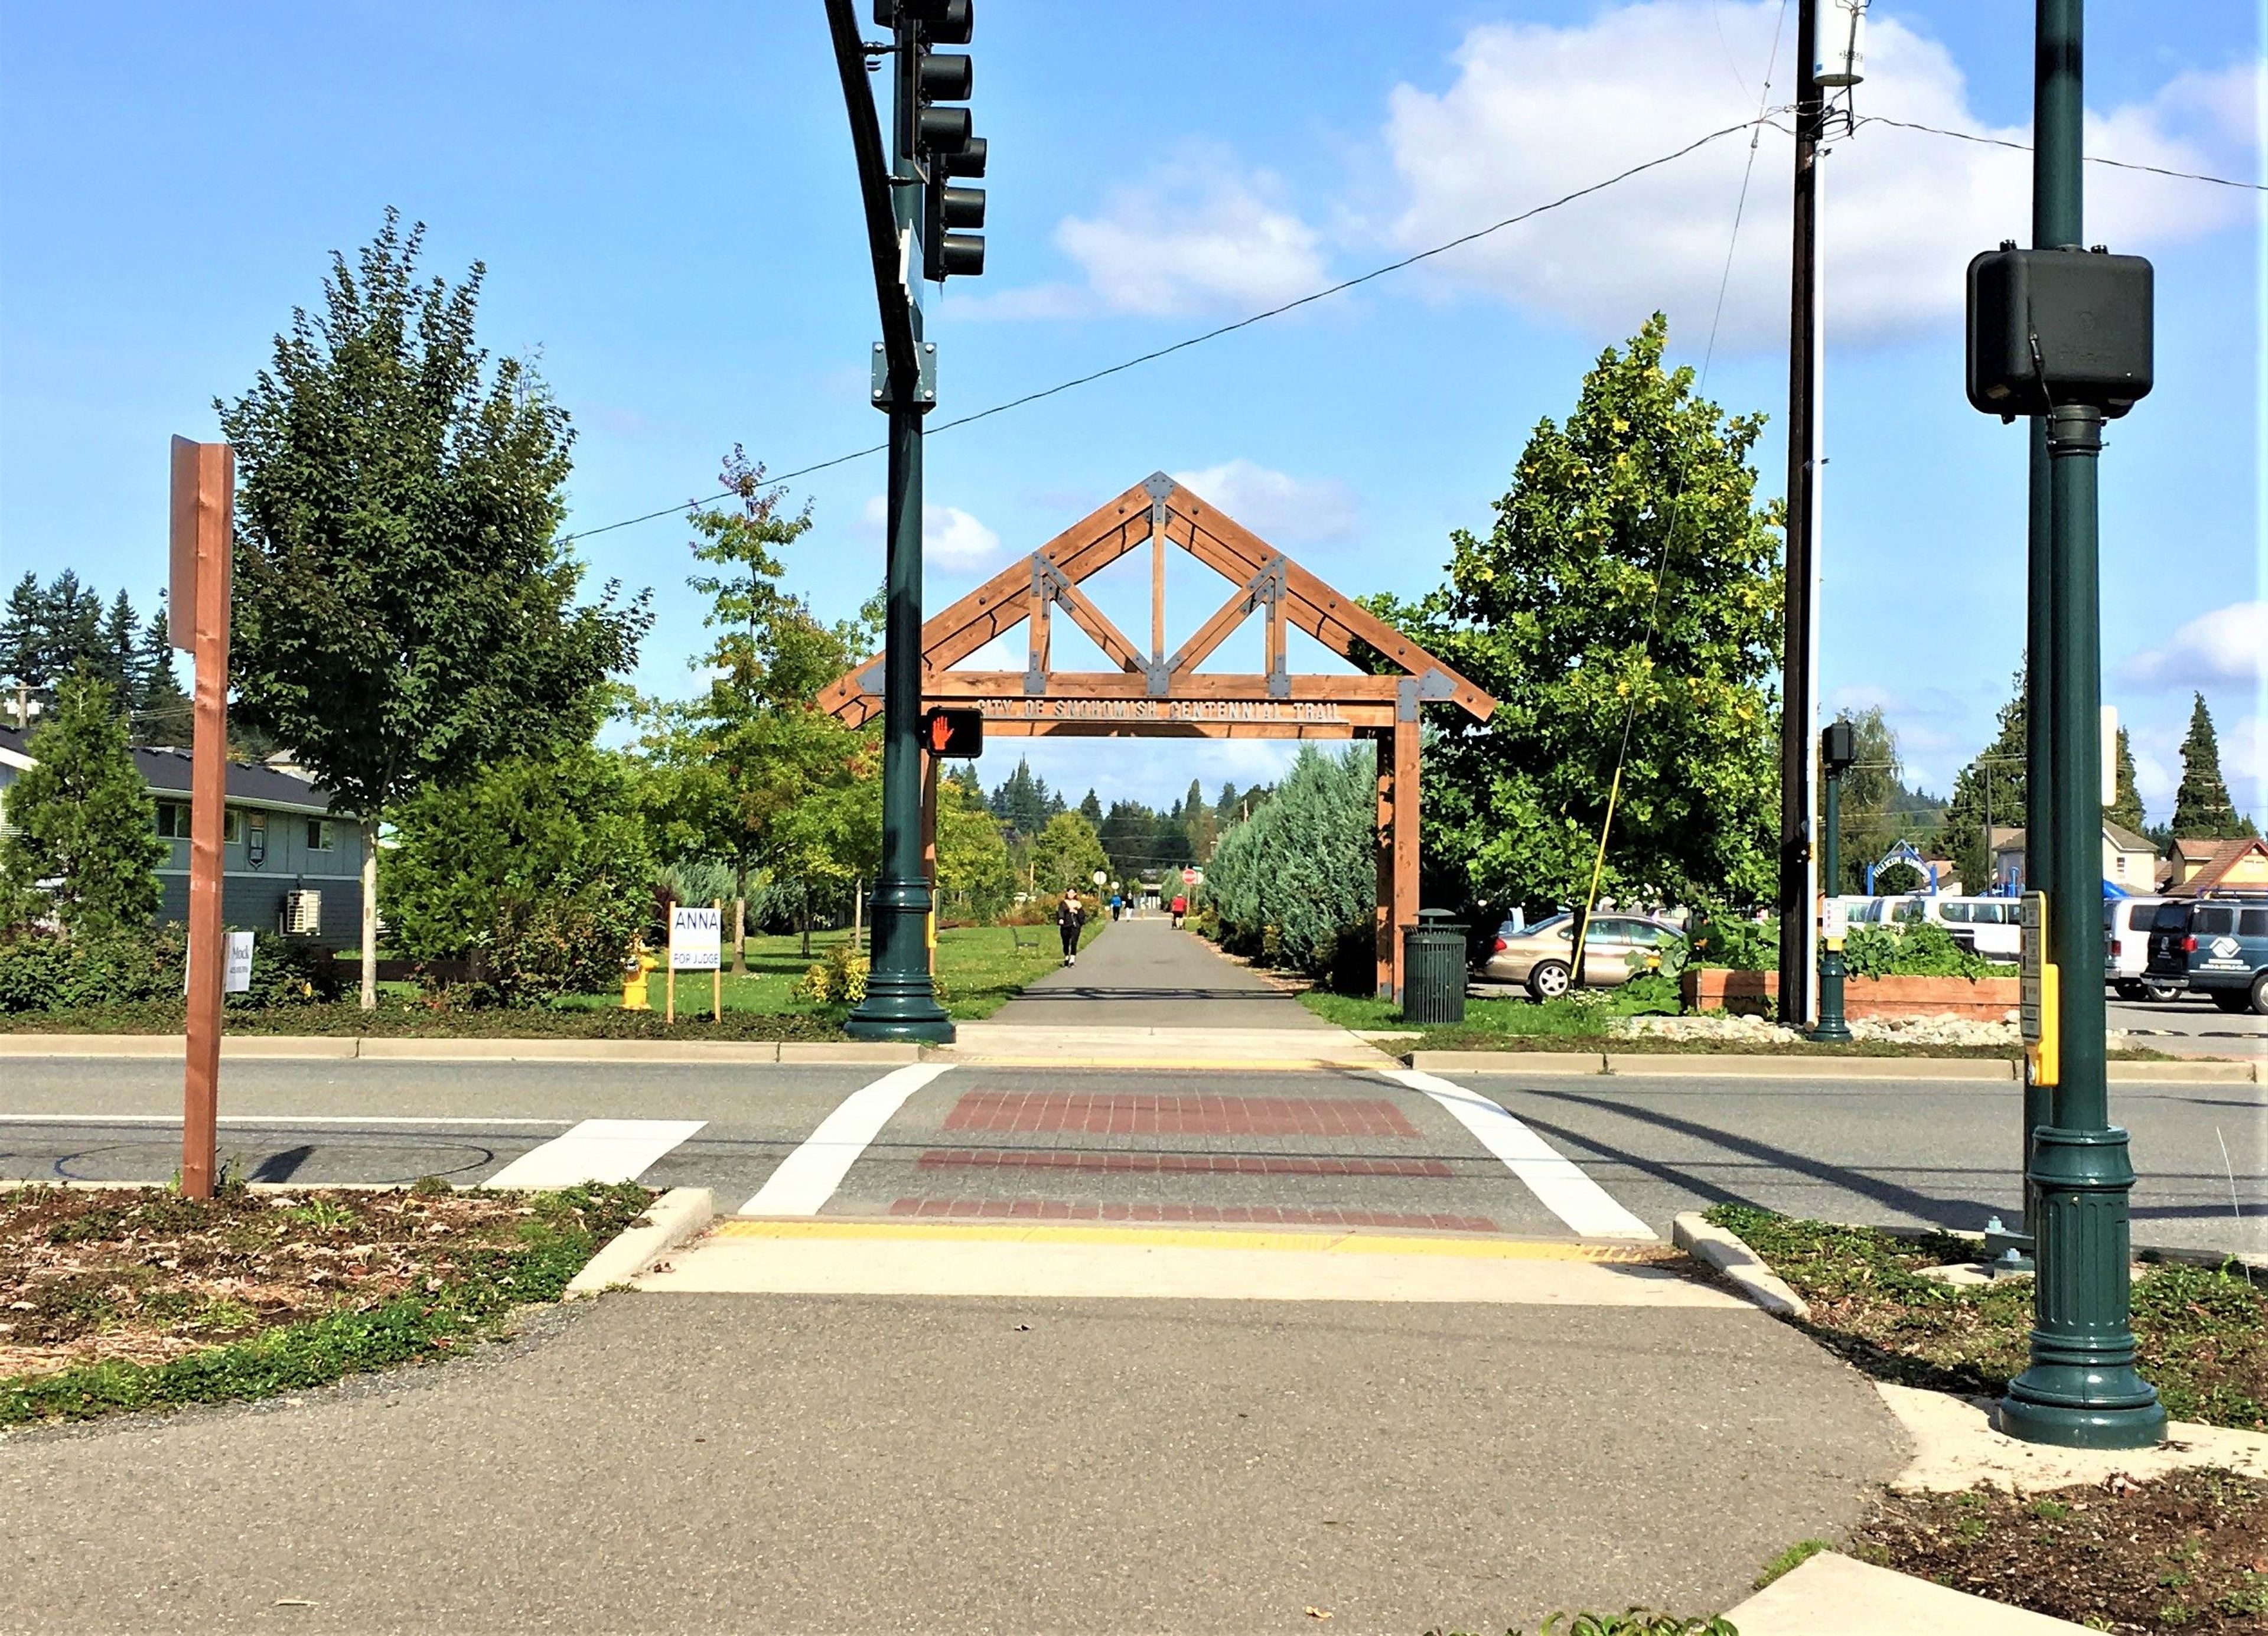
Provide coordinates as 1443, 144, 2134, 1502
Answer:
2172, 836, 2268, 898
1991, 822, 2155, 854
2171, 836, 2226, 863
0, 724, 344, 816
2102, 819, 2156, 854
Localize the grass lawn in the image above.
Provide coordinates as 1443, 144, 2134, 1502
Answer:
579, 921, 1103, 1023
0, 922, 1100, 1035
1706, 1205, 2267, 1431
1, 1180, 652, 1426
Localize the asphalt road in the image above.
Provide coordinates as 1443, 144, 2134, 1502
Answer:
0, 1292, 1904, 1634
5, 1055, 2259, 1254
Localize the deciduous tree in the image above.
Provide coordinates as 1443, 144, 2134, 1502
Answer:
219, 211, 650, 1007
1367, 314, 1783, 914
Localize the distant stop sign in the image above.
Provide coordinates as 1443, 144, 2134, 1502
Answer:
1181, 868, 1198, 885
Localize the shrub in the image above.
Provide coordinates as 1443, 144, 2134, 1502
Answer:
794, 941, 869, 1004
1842, 918, 2008, 979
382, 749, 653, 1006
1204, 746, 1374, 976
0, 924, 344, 1013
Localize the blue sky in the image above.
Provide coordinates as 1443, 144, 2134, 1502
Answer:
3, 1, 2261, 824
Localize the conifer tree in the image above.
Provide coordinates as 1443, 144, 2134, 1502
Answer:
135, 608, 193, 745
2171, 693, 2256, 839
2106, 726, 2146, 834
0, 675, 167, 935
1, 572, 43, 699
96, 591, 143, 707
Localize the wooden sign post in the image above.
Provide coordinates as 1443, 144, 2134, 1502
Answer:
171, 437, 233, 1200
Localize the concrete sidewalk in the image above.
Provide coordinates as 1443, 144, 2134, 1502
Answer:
0, 1292, 1906, 1633
991, 918, 1331, 1029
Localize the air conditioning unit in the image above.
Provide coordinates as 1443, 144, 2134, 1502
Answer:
279, 889, 322, 936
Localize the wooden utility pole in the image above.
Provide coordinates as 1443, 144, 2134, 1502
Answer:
1775, 0, 1824, 1028
171, 436, 233, 1200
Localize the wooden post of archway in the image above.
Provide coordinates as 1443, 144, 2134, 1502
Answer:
825, 473, 1495, 1005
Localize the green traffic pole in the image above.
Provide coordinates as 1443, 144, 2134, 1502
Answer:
1810, 760, 1850, 1042
1999, 0, 2161, 1449
847, 13, 952, 1045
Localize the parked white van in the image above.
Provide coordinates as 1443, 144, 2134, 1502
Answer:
2104, 895, 2176, 1000
1852, 895, 2023, 960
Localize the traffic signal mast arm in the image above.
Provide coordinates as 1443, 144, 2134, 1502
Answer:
822, 0, 916, 383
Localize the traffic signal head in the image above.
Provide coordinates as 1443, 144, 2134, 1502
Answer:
902, 0, 984, 281
922, 706, 985, 758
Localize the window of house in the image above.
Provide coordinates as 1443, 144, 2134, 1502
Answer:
221, 809, 242, 845
155, 803, 187, 838
306, 819, 334, 851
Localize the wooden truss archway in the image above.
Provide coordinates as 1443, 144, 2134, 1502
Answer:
818, 472, 1496, 999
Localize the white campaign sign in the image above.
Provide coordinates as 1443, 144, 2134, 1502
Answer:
223, 931, 255, 994
670, 905, 722, 972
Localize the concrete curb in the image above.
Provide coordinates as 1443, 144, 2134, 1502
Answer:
1407, 1048, 2259, 1083
1670, 1211, 1810, 1320
1723, 1549, 2090, 1632
563, 1187, 715, 1298
0, 1035, 914, 1065
1407, 1050, 1607, 1074
1609, 1052, 2016, 1079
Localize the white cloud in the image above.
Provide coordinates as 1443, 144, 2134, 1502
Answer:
2224, 714, 2267, 821
965, 146, 1327, 320
1378, 3, 2251, 349
2121, 601, 2268, 689
1168, 458, 1361, 546
857, 494, 1003, 569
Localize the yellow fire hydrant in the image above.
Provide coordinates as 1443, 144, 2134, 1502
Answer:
621, 940, 660, 1011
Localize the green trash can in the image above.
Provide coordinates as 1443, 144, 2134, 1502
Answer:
1402, 909, 1468, 1025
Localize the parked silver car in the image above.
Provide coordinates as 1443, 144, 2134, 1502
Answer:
1484, 911, 1686, 1002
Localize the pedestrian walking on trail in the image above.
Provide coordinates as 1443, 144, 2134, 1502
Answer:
1169, 892, 1187, 930
1057, 890, 1086, 965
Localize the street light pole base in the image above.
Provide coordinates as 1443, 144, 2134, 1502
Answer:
1805, 1021, 1852, 1044
1996, 1386, 2166, 1450
843, 1002, 956, 1045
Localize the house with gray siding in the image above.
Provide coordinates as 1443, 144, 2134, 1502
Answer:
0, 724, 364, 945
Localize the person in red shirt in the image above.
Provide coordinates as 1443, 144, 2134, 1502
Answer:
1169, 892, 1187, 929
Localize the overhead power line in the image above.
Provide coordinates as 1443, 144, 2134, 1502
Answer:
560, 116, 1769, 547
1857, 113, 2267, 191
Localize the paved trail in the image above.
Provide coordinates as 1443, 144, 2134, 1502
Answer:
990, 917, 1332, 1030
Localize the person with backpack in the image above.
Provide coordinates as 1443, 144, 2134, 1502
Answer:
1057, 889, 1086, 965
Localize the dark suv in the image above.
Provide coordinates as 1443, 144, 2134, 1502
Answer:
2149, 896, 2268, 1015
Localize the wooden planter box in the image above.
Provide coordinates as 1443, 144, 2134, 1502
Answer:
1681, 967, 2019, 1022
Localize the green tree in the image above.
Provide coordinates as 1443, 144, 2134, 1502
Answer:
219, 211, 650, 1008
380, 748, 654, 1006
1029, 810, 1109, 897
95, 591, 143, 707
1943, 671, 2027, 894
0, 572, 42, 702
640, 451, 877, 969
1201, 746, 1376, 982
0, 675, 167, 936
2106, 725, 2146, 834
936, 773, 1015, 923
988, 758, 1061, 840
1366, 314, 1783, 914
2171, 692, 2256, 839
135, 607, 192, 746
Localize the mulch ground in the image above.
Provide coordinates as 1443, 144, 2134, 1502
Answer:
1, 1182, 641, 1378
1853, 1469, 2268, 1632
1707, 1205, 2268, 1430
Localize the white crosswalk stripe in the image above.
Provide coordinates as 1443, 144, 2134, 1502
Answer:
1390, 1068, 1656, 1240
740, 1063, 956, 1216
482, 1119, 707, 1188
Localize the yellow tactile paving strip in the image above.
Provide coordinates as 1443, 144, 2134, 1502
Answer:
715, 1218, 1684, 1265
